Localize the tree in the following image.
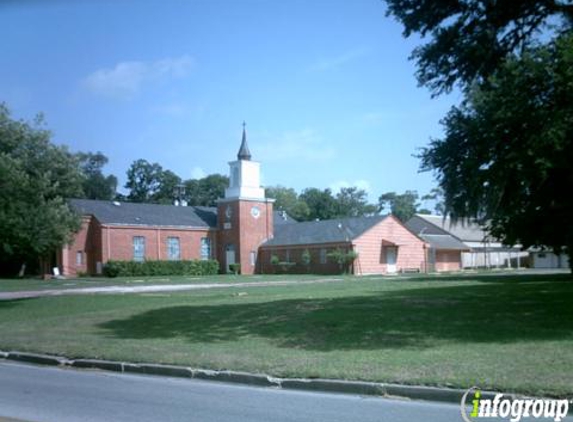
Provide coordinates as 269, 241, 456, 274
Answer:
77, 151, 117, 200
185, 174, 229, 207
335, 187, 378, 217
265, 185, 310, 221
420, 34, 573, 262
0, 104, 82, 275
154, 169, 182, 204
421, 187, 445, 215
386, 1, 573, 268
299, 188, 339, 221
385, 0, 573, 95
378, 190, 420, 222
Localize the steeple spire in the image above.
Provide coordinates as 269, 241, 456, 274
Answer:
237, 121, 252, 161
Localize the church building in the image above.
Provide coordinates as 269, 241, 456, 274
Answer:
59, 127, 430, 276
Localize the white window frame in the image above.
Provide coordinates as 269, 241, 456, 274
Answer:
167, 237, 181, 261
200, 237, 211, 260
133, 236, 146, 262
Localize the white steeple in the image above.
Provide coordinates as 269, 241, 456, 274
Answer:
224, 123, 265, 200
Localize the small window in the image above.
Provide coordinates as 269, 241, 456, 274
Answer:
320, 248, 327, 264
201, 237, 211, 260
133, 236, 146, 262
250, 251, 256, 266
285, 249, 290, 263
167, 237, 180, 260
76, 251, 83, 266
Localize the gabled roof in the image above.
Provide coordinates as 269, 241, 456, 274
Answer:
262, 215, 388, 247
419, 234, 470, 251
69, 199, 217, 229
407, 214, 490, 242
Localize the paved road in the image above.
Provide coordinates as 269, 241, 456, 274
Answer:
0, 361, 488, 422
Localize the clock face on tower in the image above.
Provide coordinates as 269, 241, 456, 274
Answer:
251, 206, 261, 219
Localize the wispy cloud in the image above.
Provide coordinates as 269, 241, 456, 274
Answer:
330, 179, 372, 194
82, 55, 194, 100
190, 166, 207, 179
257, 129, 336, 163
307, 48, 369, 72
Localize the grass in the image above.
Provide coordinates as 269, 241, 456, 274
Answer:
0, 272, 572, 397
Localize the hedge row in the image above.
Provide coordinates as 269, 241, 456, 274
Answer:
103, 259, 219, 277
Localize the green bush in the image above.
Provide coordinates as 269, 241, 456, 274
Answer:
102, 259, 219, 277
229, 263, 241, 275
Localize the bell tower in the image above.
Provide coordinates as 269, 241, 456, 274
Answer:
217, 123, 274, 275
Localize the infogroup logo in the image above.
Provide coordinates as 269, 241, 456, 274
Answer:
460, 387, 570, 422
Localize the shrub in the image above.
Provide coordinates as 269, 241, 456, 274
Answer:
229, 263, 241, 275
102, 259, 219, 277
327, 249, 359, 274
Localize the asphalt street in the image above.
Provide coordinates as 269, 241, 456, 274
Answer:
0, 361, 493, 422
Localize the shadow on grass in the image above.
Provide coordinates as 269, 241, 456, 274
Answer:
99, 280, 573, 351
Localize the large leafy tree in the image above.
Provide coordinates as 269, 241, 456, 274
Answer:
421, 34, 573, 258
265, 185, 310, 221
378, 190, 422, 222
77, 151, 118, 200
299, 188, 339, 221
386, 0, 573, 266
336, 187, 378, 218
184, 174, 229, 207
0, 104, 83, 274
125, 159, 166, 203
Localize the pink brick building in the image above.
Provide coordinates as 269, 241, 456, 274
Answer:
60, 127, 432, 276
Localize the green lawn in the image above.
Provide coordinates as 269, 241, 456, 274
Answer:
0, 272, 572, 397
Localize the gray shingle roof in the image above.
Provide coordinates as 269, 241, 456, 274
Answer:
407, 214, 491, 242
69, 199, 217, 228
262, 215, 388, 247
419, 234, 470, 251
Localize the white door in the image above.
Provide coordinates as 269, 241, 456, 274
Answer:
226, 244, 235, 273
386, 247, 397, 273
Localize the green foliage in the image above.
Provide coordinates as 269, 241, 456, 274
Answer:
420, 34, 573, 261
0, 104, 83, 274
265, 185, 310, 221
184, 174, 229, 207
378, 190, 420, 221
385, 0, 573, 95
102, 259, 219, 278
270, 254, 280, 266
327, 249, 358, 274
125, 159, 182, 204
335, 187, 378, 218
76, 151, 117, 200
301, 249, 311, 267
299, 188, 340, 221
228, 263, 241, 275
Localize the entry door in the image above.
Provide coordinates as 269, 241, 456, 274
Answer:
226, 244, 236, 273
386, 247, 397, 273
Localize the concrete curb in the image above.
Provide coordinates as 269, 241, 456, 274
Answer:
0, 350, 499, 404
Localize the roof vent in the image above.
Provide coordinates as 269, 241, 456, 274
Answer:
112, 201, 121, 206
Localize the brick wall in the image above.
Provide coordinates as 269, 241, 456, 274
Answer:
259, 242, 351, 274
435, 250, 462, 272
353, 215, 427, 274
61, 220, 215, 276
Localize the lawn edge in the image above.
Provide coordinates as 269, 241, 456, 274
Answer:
1, 350, 518, 404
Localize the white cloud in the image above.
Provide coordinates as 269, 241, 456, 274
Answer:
330, 179, 372, 194
257, 129, 336, 163
82, 55, 194, 99
190, 166, 207, 180
308, 48, 369, 72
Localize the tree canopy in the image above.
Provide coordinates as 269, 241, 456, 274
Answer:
0, 104, 83, 274
386, 0, 573, 264
77, 151, 118, 200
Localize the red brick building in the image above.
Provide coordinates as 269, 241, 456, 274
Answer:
60, 128, 432, 276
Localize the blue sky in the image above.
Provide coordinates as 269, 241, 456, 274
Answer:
0, 0, 458, 204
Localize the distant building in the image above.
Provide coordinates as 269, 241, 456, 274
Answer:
59, 126, 429, 276
406, 214, 530, 270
